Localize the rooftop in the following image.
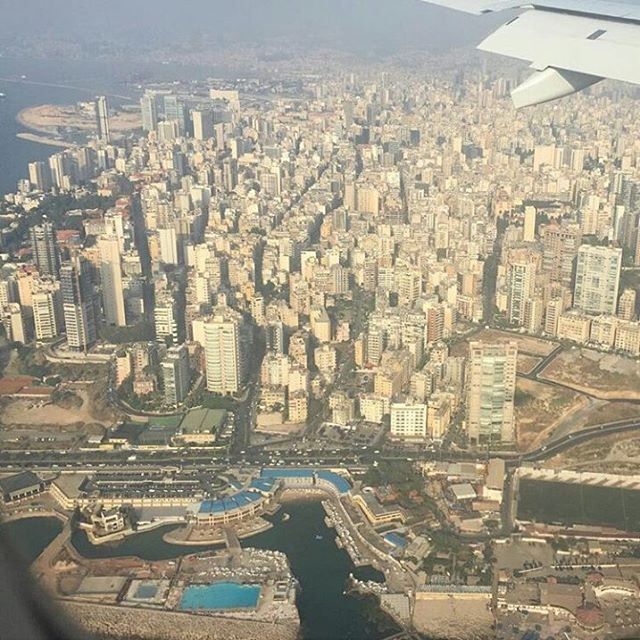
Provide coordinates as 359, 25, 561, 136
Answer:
260, 468, 351, 494
198, 490, 263, 514
0, 471, 42, 495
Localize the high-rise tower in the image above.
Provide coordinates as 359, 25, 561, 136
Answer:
95, 96, 111, 143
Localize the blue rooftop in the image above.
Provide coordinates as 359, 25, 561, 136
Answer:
384, 532, 408, 549
260, 468, 351, 494
318, 471, 351, 494
199, 490, 263, 514
249, 477, 276, 493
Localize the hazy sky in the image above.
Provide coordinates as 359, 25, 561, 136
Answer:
0, 0, 500, 54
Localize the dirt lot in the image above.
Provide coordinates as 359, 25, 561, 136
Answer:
18, 104, 140, 136
0, 390, 110, 432
471, 329, 558, 356
542, 348, 640, 399
515, 378, 583, 451
547, 432, 640, 474
516, 354, 541, 375
581, 402, 640, 427
493, 538, 554, 571
413, 593, 493, 640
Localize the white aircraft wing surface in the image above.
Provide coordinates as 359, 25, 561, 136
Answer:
422, 0, 640, 106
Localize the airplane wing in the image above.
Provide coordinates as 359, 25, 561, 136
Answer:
422, 0, 640, 107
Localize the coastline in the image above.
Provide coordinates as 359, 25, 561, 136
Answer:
10, 502, 459, 639
15, 106, 53, 135
15, 106, 77, 149
14, 102, 140, 151
16, 132, 76, 148
163, 517, 274, 546
0, 508, 66, 524
61, 600, 299, 640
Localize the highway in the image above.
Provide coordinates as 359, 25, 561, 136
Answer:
2, 416, 640, 473
518, 417, 640, 463
518, 342, 640, 404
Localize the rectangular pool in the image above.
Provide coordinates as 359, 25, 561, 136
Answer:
178, 582, 261, 611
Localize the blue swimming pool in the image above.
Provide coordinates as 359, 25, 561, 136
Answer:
178, 582, 261, 610
134, 583, 158, 599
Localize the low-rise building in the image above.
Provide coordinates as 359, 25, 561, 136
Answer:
0, 471, 45, 503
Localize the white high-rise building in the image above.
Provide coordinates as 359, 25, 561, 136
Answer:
573, 245, 622, 315
192, 109, 214, 141
2, 304, 26, 344
154, 297, 178, 344
390, 402, 428, 441
140, 92, 158, 132
32, 290, 61, 340
99, 236, 127, 326
204, 309, 248, 394
158, 227, 179, 265
467, 341, 518, 444
28, 161, 52, 191
95, 96, 110, 143
523, 206, 536, 242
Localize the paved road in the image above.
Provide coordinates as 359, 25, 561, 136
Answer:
521, 344, 563, 379
519, 342, 640, 404
3, 416, 640, 473
517, 418, 640, 463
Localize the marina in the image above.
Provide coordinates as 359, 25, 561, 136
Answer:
0, 501, 400, 640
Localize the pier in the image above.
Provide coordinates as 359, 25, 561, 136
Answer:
223, 527, 241, 555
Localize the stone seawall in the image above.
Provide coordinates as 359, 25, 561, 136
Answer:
62, 601, 299, 640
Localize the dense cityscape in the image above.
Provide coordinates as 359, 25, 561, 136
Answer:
2, 4, 640, 639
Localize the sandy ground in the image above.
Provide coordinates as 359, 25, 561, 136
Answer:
472, 329, 558, 356
16, 132, 75, 147
581, 401, 640, 427
17, 103, 140, 137
413, 594, 494, 640
516, 354, 541, 375
517, 387, 640, 454
1, 390, 109, 430
548, 432, 640, 474
515, 378, 582, 451
542, 349, 640, 399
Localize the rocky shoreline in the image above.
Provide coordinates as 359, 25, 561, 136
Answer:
62, 600, 299, 640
